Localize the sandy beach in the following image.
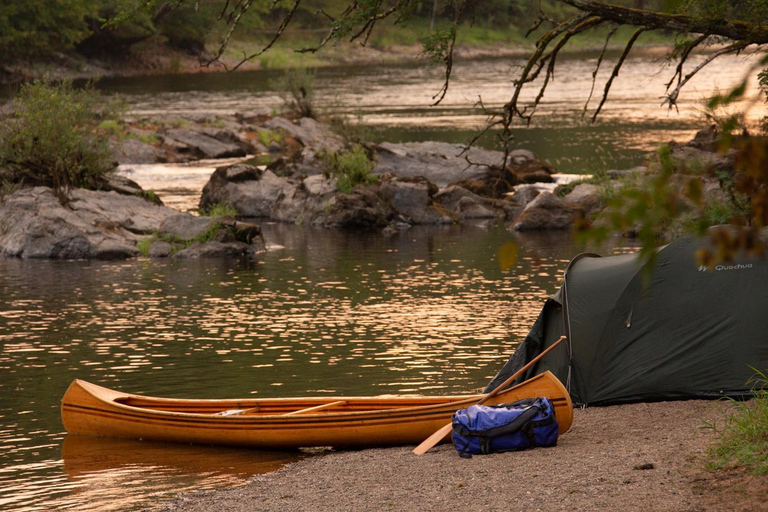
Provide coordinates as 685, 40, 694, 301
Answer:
150, 400, 768, 512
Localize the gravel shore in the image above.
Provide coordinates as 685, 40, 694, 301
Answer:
150, 400, 768, 512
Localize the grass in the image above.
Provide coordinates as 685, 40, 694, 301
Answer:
257, 129, 283, 148
201, 202, 238, 217
137, 220, 227, 256
135, 132, 160, 145
138, 189, 160, 204
704, 370, 768, 475
321, 144, 378, 194
556, 170, 611, 198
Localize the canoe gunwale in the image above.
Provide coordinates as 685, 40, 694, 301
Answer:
61, 372, 573, 448
68, 375, 563, 421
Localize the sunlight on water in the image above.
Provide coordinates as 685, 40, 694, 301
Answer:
0, 226, 640, 512
2, 51, 724, 512
98, 52, 766, 176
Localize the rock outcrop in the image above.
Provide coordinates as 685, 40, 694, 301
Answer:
0, 186, 265, 259
510, 192, 585, 231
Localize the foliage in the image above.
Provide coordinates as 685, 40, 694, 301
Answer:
270, 67, 317, 118
0, 80, 119, 202
586, 146, 686, 268
704, 370, 768, 475
321, 144, 378, 194
257, 129, 283, 148
0, 0, 98, 56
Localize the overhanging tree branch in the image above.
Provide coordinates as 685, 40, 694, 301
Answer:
559, 0, 768, 44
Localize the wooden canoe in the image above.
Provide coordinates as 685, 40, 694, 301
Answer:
61, 371, 573, 449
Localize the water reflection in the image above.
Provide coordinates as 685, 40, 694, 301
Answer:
97, 53, 765, 173
0, 225, 640, 511
59, 436, 300, 512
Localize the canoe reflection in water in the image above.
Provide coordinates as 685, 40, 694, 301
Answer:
61, 435, 302, 510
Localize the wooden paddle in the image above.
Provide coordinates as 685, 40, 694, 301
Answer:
412, 335, 567, 455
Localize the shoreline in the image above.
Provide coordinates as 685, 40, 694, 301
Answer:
150, 400, 767, 512
0, 39, 677, 87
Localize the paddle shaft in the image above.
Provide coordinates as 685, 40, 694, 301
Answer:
412, 335, 567, 455
476, 335, 566, 406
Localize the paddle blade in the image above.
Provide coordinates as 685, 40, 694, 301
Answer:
412, 423, 452, 455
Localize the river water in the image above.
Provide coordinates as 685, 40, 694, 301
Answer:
0, 50, 764, 511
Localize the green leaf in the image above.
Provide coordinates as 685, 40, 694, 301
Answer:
497, 242, 518, 271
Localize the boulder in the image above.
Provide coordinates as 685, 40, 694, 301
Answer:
509, 149, 537, 164
0, 187, 151, 259
562, 183, 604, 216
0, 186, 265, 259
100, 173, 163, 204
668, 145, 734, 175
562, 183, 598, 203
159, 214, 218, 241
434, 185, 502, 219
377, 178, 454, 225
511, 192, 583, 231
375, 141, 498, 188
302, 174, 336, 196
264, 117, 344, 152
507, 187, 541, 207
313, 187, 394, 228
511, 159, 556, 184
68, 187, 176, 234
114, 138, 166, 165
172, 241, 254, 259
433, 185, 486, 211
164, 129, 246, 159
201, 167, 297, 218
449, 174, 516, 199
151, 215, 265, 257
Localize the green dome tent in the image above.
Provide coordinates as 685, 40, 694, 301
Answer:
485, 235, 768, 405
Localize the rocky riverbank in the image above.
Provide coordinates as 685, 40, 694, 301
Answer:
0, 102, 741, 260
112, 111, 604, 231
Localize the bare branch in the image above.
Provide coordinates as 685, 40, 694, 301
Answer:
661, 40, 753, 111
530, 16, 604, 121
591, 27, 645, 122
664, 34, 708, 92
207, 0, 255, 65
431, 0, 469, 106
583, 25, 618, 118
216, 0, 302, 71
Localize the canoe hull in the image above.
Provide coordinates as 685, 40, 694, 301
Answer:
61, 372, 573, 448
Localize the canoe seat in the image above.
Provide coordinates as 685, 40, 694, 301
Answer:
214, 409, 247, 416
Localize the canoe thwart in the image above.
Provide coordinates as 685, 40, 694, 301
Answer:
60, 372, 572, 449
281, 400, 347, 416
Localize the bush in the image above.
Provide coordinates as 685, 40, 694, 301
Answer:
0, 81, 119, 201
322, 145, 378, 194
271, 67, 317, 118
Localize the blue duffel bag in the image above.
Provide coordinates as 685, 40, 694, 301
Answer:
452, 397, 559, 458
